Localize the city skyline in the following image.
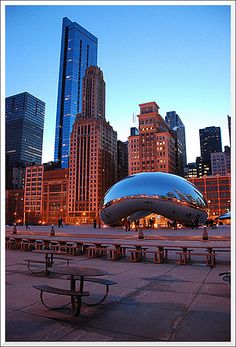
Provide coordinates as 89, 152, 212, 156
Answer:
4, 3, 231, 164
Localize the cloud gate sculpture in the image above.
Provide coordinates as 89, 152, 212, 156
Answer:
100, 172, 208, 227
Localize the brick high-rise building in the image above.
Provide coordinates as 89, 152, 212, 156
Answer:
23, 164, 69, 225
128, 102, 177, 175
42, 168, 69, 225
188, 175, 231, 219
68, 67, 117, 224
24, 165, 44, 224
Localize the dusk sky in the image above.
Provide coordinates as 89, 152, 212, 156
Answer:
5, 3, 231, 164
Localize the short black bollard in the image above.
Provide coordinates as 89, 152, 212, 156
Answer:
138, 229, 144, 239
50, 224, 55, 237
13, 223, 17, 235
202, 226, 208, 241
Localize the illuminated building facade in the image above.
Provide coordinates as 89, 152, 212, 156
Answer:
5, 190, 24, 225
42, 169, 69, 225
128, 102, 177, 175
24, 165, 44, 224
188, 175, 231, 218
68, 67, 117, 224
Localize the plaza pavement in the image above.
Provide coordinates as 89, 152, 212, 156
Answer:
3, 224, 232, 344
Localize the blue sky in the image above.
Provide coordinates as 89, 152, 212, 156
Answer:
5, 3, 231, 163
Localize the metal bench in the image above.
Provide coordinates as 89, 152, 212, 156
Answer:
24, 259, 48, 274
32, 284, 89, 315
52, 255, 74, 266
219, 271, 231, 285
82, 277, 117, 306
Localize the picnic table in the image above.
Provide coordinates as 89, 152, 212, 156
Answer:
25, 249, 70, 275
33, 266, 110, 315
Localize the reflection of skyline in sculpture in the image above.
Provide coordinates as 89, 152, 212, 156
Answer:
100, 172, 208, 227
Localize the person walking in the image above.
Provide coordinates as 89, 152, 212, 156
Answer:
191, 217, 195, 229
93, 218, 97, 228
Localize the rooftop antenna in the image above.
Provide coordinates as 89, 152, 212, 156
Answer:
132, 112, 136, 126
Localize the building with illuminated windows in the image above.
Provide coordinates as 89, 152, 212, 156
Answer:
54, 17, 98, 168
188, 174, 231, 219
23, 164, 69, 225
42, 168, 69, 225
128, 102, 177, 175
6, 92, 45, 166
6, 190, 24, 225
199, 126, 222, 175
24, 165, 44, 224
68, 66, 117, 224
165, 111, 187, 176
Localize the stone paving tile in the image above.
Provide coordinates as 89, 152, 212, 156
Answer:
122, 289, 196, 311
205, 266, 231, 283
6, 310, 77, 342
171, 310, 230, 342
59, 325, 155, 342
4, 225, 232, 343
157, 265, 210, 282
86, 303, 184, 341
199, 282, 230, 297
143, 279, 202, 294
188, 293, 230, 313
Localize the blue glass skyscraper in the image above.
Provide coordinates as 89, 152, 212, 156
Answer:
54, 17, 98, 168
165, 111, 187, 176
6, 92, 45, 166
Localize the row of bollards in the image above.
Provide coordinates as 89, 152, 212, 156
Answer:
12, 223, 209, 241
12, 224, 56, 236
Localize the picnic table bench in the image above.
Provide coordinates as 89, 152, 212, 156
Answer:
32, 284, 90, 315
176, 251, 217, 267
25, 250, 73, 275
87, 246, 109, 258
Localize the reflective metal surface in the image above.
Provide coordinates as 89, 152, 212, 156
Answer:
100, 172, 208, 226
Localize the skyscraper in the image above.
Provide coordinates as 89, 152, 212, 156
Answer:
199, 126, 222, 175
165, 111, 187, 176
68, 67, 117, 224
128, 102, 177, 175
117, 140, 128, 181
6, 92, 45, 166
54, 17, 98, 168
